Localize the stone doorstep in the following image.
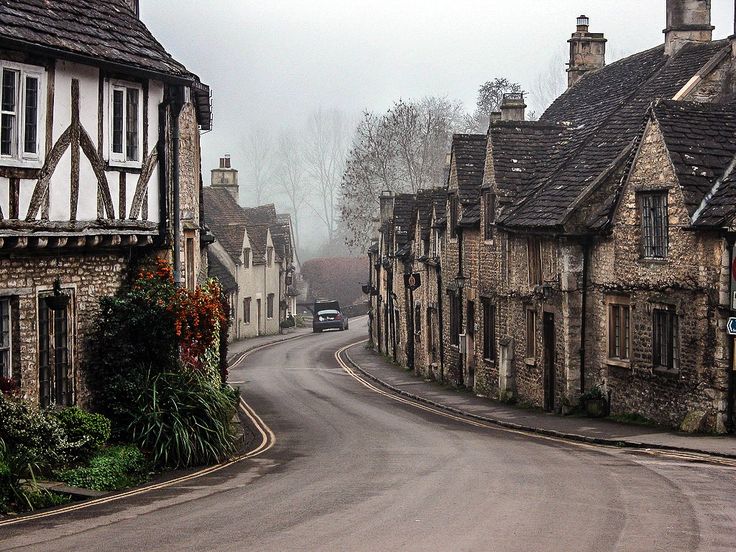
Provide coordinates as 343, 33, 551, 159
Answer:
35, 480, 106, 498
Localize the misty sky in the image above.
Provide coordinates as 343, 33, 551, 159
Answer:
140, 0, 735, 250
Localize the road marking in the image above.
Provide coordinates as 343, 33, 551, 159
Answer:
335, 340, 736, 469
0, 344, 283, 528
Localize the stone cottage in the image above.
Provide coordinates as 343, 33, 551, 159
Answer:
204, 157, 295, 341
0, 0, 211, 406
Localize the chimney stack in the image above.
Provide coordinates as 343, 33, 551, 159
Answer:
379, 190, 395, 224
211, 154, 239, 202
664, 0, 713, 56
567, 15, 607, 88
500, 93, 526, 122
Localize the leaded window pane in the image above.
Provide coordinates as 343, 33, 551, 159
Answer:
112, 89, 124, 154
23, 76, 38, 154
125, 87, 139, 161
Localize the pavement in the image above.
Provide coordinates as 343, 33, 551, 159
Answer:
344, 340, 736, 459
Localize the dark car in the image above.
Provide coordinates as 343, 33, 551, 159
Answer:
312, 300, 349, 332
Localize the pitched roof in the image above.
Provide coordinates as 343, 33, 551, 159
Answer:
207, 252, 237, 292
506, 39, 731, 229
243, 204, 278, 226
451, 134, 487, 204
203, 187, 246, 262
247, 225, 269, 264
653, 100, 736, 224
416, 188, 446, 239
0, 0, 190, 80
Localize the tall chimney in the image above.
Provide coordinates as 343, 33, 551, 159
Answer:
500, 93, 526, 121
664, 0, 713, 56
567, 15, 607, 88
379, 190, 395, 224
211, 154, 239, 202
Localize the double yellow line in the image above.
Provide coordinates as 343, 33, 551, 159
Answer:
0, 348, 281, 528
335, 341, 736, 469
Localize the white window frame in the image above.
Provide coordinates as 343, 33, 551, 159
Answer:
107, 79, 143, 168
0, 61, 46, 168
0, 298, 11, 379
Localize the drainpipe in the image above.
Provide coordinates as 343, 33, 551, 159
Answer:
172, 87, 184, 287
580, 238, 591, 395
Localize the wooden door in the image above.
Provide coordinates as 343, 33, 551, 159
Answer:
543, 312, 555, 412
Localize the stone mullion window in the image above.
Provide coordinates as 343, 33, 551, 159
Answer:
608, 303, 631, 361
640, 191, 669, 259
0, 298, 11, 379
482, 298, 496, 362
652, 307, 678, 370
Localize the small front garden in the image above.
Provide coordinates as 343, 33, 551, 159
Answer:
1, 259, 236, 515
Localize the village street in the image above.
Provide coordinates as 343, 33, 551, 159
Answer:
2, 317, 736, 551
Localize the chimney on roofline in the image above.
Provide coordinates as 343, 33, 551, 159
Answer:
125, 0, 140, 18
379, 190, 395, 224
664, 0, 713, 56
567, 15, 607, 88
500, 93, 526, 121
211, 154, 239, 202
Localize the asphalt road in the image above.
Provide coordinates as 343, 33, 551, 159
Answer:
3, 317, 736, 551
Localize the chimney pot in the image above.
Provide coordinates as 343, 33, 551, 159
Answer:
567, 15, 607, 88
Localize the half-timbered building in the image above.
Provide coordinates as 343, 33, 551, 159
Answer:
0, 0, 211, 406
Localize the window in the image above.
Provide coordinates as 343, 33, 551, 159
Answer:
185, 237, 195, 291
427, 307, 436, 361
0, 298, 11, 378
243, 248, 251, 268
525, 310, 536, 359
483, 191, 496, 240
641, 192, 668, 259
432, 228, 442, 259
482, 299, 496, 361
449, 292, 461, 345
527, 237, 542, 285
267, 246, 274, 267
39, 296, 72, 407
0, 63, 44, 164
109, 81, 143, 165
243, 297, 251, 324
449, 194, 459, 239
267, 293, 274, 319
414, 304, 421, 334
653, 307, 678, 370
608, 303, 631, 361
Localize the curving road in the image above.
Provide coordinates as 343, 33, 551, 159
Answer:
2, 317, 736, 551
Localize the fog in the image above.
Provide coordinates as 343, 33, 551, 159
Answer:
140, 0, 736, 255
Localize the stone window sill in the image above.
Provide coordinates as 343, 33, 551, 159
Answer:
483, 358, 496, 366
653, 366, 679, 379
606, 358, 631, 369
525, 357, 536, 366
638, 257, 669, 265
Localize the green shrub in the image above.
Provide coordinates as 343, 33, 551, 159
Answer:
129, 370, 238, 469
50, 407, 111, 463
59, 446, 149, 492
0, 394, 68, 469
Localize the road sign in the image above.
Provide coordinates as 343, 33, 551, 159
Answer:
728, 317, 736, 336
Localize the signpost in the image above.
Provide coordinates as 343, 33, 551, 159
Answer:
727, 317, 736, 336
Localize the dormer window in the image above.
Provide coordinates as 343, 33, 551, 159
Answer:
108, 80, 143, 167
0, 62, 45, 166
243, 247, 251, 268
640, 191, 668, 259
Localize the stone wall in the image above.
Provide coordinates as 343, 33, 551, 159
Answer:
0, 249, 141, 406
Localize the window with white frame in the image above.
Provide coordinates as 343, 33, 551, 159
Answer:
0, 62, 45, 165
0, 298, 11, 379
108, 81, 143, 166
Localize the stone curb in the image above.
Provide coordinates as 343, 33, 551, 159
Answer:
342, 345, 736, 461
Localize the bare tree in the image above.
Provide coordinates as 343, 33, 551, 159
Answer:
465, 78, 522, 132
242, 128, 273, 206
303, 108, 351, 243
528, 49, 567, 116
340, 96, 463, 251
276, 132, 308, 251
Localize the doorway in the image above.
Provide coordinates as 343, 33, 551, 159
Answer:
466, 300, 475, 388
543, 312, 555, 412
257, 298, 262, 336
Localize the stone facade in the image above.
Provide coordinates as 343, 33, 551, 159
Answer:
369, 3, 736, 433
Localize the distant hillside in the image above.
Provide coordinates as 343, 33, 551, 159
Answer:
301, 257, 367, 308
